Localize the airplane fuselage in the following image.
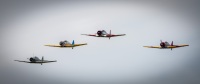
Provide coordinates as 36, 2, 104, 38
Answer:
160, 41, 170, 48
96, 30, 108, 37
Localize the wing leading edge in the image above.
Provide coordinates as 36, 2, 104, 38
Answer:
44, 43, 87, 47
110, 34, 126, 37
144, 44, 189, 49
143, 46, 161, 48
14, 60, 57, 63
81, 34, 96, 37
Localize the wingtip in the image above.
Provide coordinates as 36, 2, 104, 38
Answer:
184, 44, 189, 46
143, 46, 151, 48
81, 34, 87, 35
82, 43, 87, 45
44, 45, 49, 46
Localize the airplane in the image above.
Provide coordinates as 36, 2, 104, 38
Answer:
45, 40, 87, 49
143, 40, 189, 50
14, 56, 56, 65
81, 30, 126, 39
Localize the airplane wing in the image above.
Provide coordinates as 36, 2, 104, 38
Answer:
110, 34, 126, 37
166, 46, 177, 48
44, 44, 74, 47
35, 60, 57, 63
143, 46, 178, 48
174, 44, 189, 47
81, 34, 96, 37
74, 43, 87, 46
143, 46, 162, 48
166, 44, 189, 48
44, 44, 61, 47
45, 43, 87, 47
144, 45, 188, 49
14, 60, 31, 63
14, 60, 57, 63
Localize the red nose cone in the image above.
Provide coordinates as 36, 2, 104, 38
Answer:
160, 42, 165, 48
97, 31, 102, 36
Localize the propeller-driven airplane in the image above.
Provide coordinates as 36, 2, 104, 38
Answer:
14, 56, 56, 65
45, 40, 87, 49
143, 40, 189, 50
81, 30, 126, 39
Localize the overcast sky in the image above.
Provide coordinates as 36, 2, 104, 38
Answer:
0, 0, 200, 84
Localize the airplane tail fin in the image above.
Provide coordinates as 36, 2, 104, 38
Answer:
42, 56, 44, 61
72, 40, 75, 49
171, 41, 173, 46
109, 30, 111, 39
41, 56, 44, 65
171, 41, 173, 51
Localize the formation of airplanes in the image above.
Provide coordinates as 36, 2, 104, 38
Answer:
15, 56, 56, 65
14, 29, 189, 65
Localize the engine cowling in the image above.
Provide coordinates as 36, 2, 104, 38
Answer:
97, 31, 102, 36
160, 42, 166, 48
29, 58, 35, 62
59, 41, 66, 47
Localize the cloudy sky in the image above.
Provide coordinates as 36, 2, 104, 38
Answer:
0, 0, 200, 84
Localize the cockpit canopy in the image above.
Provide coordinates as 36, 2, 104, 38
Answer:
29, 56, 40, 62
97, 30, 107, 36
59, 40, 71, 47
